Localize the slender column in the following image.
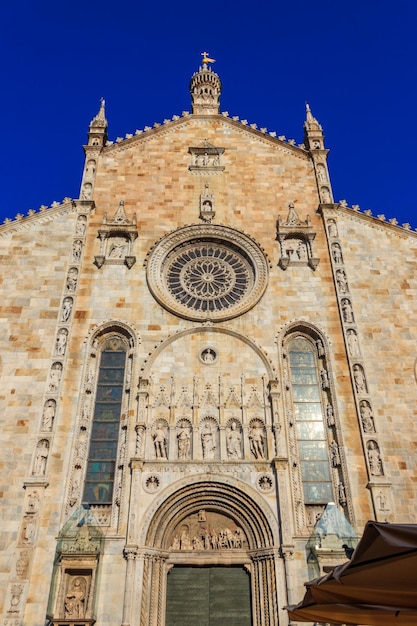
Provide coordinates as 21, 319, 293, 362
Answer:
121, 547, 137, 626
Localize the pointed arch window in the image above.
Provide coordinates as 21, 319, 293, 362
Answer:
83, 336, 127, 505
288, 336, 333, 504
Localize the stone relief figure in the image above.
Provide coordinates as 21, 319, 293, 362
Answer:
21, 515, 36, 544
81, 183, 92, 200
201, 347, 216, 363
326, 403, 335, 426
321, 187, 331, 203
177, 421, 191, 460
27, 490, 40, 513
55, 328, 68, 356
33, 439, 49, 475
316, 339, 325, 357
8, 584, 24, 613
347, 329, 360, 356
336, 269, 348, 293
72, 239, 82, 262
75, 215, 87, 236
108, 236, 128, 259
201, 421, 216, 459
353, 364, 367, 394
61, 297, 73, 322
341, 299, 354, 323
42, 399, 56, 431
15, 550, 29, 579
330, 440, 341, 466
327, 219, 338, 237
226, 421, 242, 459
338, 482, 347, 506
320, 368, 330, 390
65, 576, 87, 618
249, 422, 265, 459
360, 400, 375, 433
317, 163, 326, 182
332, 243, 343, 263
296, 240, 307, 259
49, 362, 63, 392
66, 267, 78, 292
367, 440, 383, 475
85, 159, 96, 177
153, 423, 167, 459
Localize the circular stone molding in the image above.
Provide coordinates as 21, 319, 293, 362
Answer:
146, 225, 268, 322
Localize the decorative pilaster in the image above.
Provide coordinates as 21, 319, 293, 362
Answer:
304, 104, 334, 205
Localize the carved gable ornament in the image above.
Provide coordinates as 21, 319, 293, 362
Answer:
189, 139, 225, 173
94, 200, 138, 269
276, 203, 319, 270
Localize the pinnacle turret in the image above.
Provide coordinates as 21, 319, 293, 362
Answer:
87, 98, 108, 147
303, 103, 325, 151
190, 52, 221, 115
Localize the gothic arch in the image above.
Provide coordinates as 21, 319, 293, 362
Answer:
134, 476, 280, 626
142, 476, 278, 549
141, 325, 275, 379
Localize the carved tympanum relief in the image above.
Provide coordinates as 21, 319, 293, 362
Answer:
169, 510, 246, 551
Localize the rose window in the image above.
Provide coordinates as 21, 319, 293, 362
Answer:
146, 225, 268, 322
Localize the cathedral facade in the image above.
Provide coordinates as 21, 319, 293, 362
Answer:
1, 58, 417, 626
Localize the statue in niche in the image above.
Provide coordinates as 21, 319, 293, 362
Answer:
367, 440, 383, 475
75, 215, 87, 236
353, 365, 367, 394
49, 362, 62, 392
226, 421, 242, 459
42, 399, 56, 431
15, 550, 29, 579
21, 515, 36, 544
61, 297, 73, 322
65, 576, 87, 618
316, 339, 325, 357
341, 299, 354, 323
321, 187, 331, 203
66, 267, 78, 292
249, 423, 265, 459
8, 584, 24, 613
330, 440, 341, 466
55, 328, 68, 356
153, 424, 167, 459
86, 159, 96, 177
326, 403, 335, 426
201, 422, 216, 459
81, 183, 92, 200
338, 482, 347, 506
317, 164, 326, 182
336, 269, 348, 293
332, 243, 343, 263
320, 368, 330, 389
108, 237, 128, 259
284, 202, 299, 226
33, 439, 49, 475
327, 220, 338, 237
72, 239, 82, 262
360, 401, 375, 433
347, 329, 360, 355
296, 240, 307, 259
377, 490, 387, 511
27, 490, 40, 513
201, 347, 216, 363
177, 422, 191, 460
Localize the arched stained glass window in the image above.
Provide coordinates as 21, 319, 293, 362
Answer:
288, 336, 333, 504
83, 336, 127, 505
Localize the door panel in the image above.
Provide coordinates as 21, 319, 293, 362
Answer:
166, 566, 252, 626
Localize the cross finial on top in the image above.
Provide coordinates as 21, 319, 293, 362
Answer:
201, 51, 216, 66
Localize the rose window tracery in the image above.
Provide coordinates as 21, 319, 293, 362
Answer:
166, 243, 251, 312
146, 225, 268, 321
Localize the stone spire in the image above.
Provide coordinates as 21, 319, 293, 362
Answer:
87, 98, 108, 147
80, 99, 108, 201
190, 52, 221, 115
303, 104, 334, 204
303, 103, 324, 151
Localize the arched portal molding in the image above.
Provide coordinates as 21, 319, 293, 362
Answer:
141, 325, 275, 379
138, 475, 278, 550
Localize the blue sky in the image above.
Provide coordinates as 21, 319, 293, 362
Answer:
1, 0, 416, 226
